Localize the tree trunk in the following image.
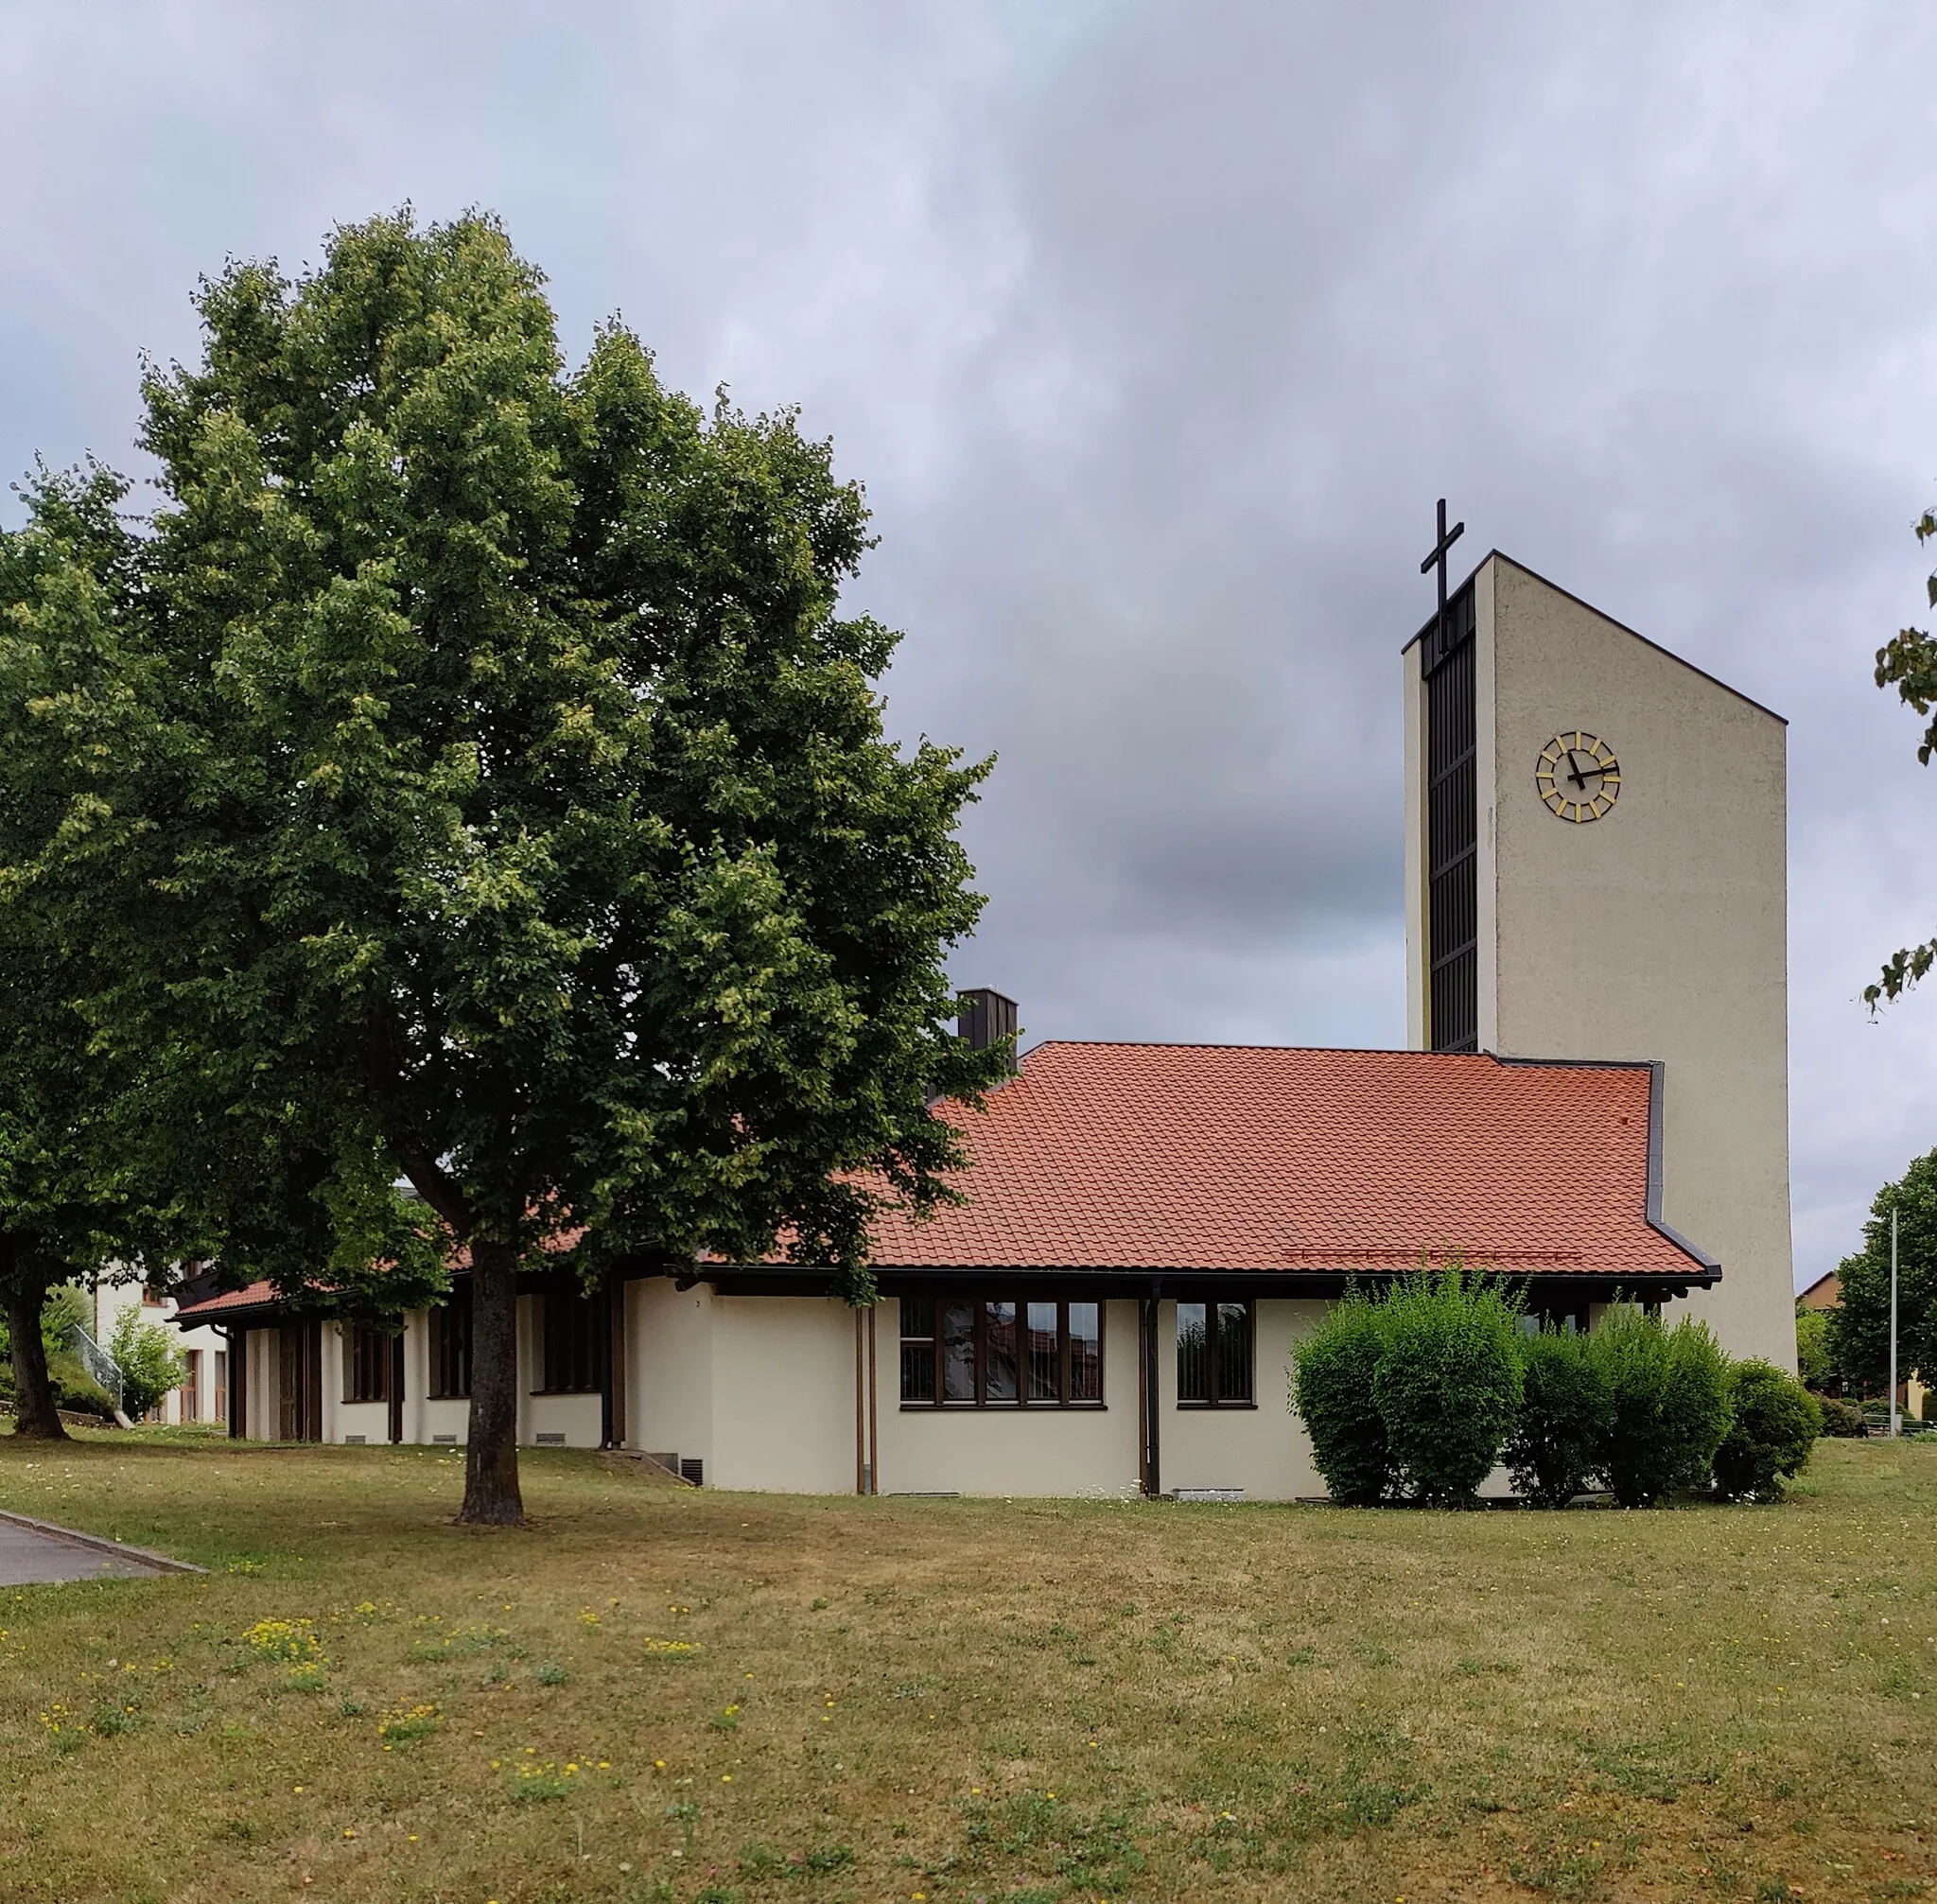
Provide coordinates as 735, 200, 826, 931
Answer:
2, 1245, 66, 1441
458, 1236, 524, 1525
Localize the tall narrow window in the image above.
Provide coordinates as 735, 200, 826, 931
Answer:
343, 1324, 392, 1403
213, 1349, 228, 1424
182, 1349, 202, 1422
1424, 582, 1478, 1052
942, 1301, 975, 1402
1176, 1300, 1255, 1407
428, 1285, 472, 1399
899, 1297, 937, 1404
1177, 1302, 1210, 1403
983, 1301, 1019, 1401
1068, 1303, 1101, 1402
899, 1294, 1106, 1407
1026, 1301, 1060, 1402
540, 1286, 604, 1394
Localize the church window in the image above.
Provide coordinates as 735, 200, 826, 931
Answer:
428, 1286, 472, 1399
1176, 1301, 1254, 1406
343, 1323, 393, 1404
537, 1286, 604, 1394
1424, 581, 1478, 1053
899, 1295, 1105, 1406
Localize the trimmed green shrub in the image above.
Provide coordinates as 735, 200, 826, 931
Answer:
1713, 1360, 1822, 1500
1506, 1325, 1613, 1508
1814, 1394, 1866, 1437
1594, 1308, 1733, 1506
1370, 1271, 1524, 1508
1289, 1292, 1393, 1506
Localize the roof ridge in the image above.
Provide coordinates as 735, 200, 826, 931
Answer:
1021, 1039, 1653, 1069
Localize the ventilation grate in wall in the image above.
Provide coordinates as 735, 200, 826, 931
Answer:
679, 1458, 705, 1487
535, 1431, 567, 1445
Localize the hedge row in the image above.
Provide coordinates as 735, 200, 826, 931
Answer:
1289, 1274, 1822, 1509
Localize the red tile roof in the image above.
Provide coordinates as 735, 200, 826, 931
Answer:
172, 1229, 585, 1322
173, 1280, 277, 1319
865, 1042, 1710, 1278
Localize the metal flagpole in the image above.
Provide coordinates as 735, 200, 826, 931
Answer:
1891, 1203, 1901, 1439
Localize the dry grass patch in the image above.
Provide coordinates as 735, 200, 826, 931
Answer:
0, 1433, 1932, 1901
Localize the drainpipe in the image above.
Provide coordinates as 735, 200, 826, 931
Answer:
600, 1272, 624, 1450
1141, 1284, 1162, 1499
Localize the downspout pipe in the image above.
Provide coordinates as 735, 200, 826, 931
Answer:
1141, 1283, 1161, 1499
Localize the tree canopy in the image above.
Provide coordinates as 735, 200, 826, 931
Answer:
1, 210, 1003, 1516
0, 467, 183, 1437
1829, 1147, 1937, 1389
1868, 504, 1937, 1003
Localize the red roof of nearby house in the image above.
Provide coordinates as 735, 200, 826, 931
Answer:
172, 1228, 585, 1324
173, 1280, 278, 1319
864, 1042, 1711, 1278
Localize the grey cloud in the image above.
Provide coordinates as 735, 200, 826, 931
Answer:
6, 1, 1937, 1285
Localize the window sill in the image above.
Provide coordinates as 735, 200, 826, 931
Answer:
427, 1393, 469, 1403
1174, 1401, 1259, 1411
528, 1389, 602, 1398
899, 1403, 1108, 1412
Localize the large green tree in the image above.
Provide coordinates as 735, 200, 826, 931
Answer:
1830, 1148, 1937, 1389
1868, 505, 1937, 1003
0, 468, 180, 1438
5, 211, 1000, 1520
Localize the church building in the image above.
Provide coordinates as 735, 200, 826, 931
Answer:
174, 545, 1796, 1495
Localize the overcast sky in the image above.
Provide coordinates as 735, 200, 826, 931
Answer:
5, 2, 1936, 1291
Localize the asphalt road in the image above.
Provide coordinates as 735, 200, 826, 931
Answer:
0, 1516, 175, 1584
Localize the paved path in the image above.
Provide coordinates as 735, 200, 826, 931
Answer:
0, 1513, 192, 1584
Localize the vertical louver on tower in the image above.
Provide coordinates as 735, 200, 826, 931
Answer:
1424, 584, 1478, 1052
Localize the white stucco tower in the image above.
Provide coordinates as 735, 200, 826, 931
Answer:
1403, 552, 1795, 1367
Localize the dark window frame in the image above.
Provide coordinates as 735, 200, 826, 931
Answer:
342, 1322, 393, 1404
534, 1285, 605, 1396
899, 1291, 1105, 1408
428, 1286, 472, 1400
1175, 1299, 1256, 1408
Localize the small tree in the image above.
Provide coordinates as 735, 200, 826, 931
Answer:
1506, 1325, 1613, 1508
1793, 1306, 1834, 1389
107, 1305, 187, 1420
1713, 1359, 1821, 1501
1370, 1270, 1524, 1508
1828, 1150, 1937, 1393
1289, 1291, 1393, 1506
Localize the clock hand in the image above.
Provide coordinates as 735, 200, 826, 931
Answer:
1563, 750, 1617, 790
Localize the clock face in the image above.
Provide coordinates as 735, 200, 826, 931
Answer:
1535, 731, 1621, 822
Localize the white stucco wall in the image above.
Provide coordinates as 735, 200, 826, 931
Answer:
246, 1325, 276, 1441
710, 1296, 857, 1493
629, 1278, 716, 1474
1160, 1299, 1329, 1501
871, 1298, 1143, 1498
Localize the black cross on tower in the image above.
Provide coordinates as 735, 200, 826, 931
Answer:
1419, 498, 1464, 670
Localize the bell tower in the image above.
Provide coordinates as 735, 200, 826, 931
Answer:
1403, 548, 1795, 1367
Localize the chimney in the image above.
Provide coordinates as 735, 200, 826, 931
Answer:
957, 987, 1020, 1074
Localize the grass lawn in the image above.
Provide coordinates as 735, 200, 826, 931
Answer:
0, 1434, 1932, 1903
